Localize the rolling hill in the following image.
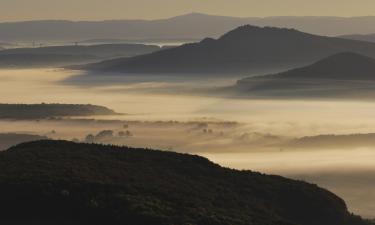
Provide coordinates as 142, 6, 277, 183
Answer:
255, 52, 375, 80
235, 52, 375, 98
0, 140, 370, 225
82, 25, 375, 74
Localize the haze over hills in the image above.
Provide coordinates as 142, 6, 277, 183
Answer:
0, 133, 48, 150
0, 43, 162, 68
235, 52, 375, 98
0, 44, 161, 58
288, 133, 375, 149
0, 140, 369, 225
339, 33, 375, 43
81, 25, 375, 74
6, 13, 375, 42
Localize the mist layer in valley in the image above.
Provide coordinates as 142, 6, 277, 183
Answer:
1, 68, 375, 218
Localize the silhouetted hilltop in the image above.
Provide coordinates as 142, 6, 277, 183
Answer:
256, 52, 375, 80
0, 140, 369, 225
0, 103, 118, 119
82, 25, 375, 74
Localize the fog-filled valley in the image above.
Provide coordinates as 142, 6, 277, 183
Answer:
3, 6, 375, 223
1, 67, 375, 218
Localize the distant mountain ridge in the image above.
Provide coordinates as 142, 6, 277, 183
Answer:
5, 13, 375, 41
81, 25, 375, 74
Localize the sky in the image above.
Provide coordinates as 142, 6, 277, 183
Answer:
1, 0, 375, 21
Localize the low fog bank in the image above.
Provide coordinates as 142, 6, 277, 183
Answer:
2, 117, 375, 218
2, 68, 375, 218
0, 133, 48, 150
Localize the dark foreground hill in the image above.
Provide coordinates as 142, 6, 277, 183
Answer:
0, 103, 118, 119
82, 25, 375, 74
235, 52, 375, 98
0, 140, 369, 225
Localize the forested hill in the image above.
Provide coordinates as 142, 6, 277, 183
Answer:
0, 140, 370, 225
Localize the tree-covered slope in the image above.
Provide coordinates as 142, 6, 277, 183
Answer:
0, 140, 369, 225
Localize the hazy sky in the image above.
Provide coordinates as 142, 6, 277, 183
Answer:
1, 0, 375, 21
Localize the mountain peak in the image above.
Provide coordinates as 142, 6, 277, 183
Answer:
218, 25, 309, 41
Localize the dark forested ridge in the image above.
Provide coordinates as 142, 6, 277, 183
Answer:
0, 140, 370, 225
0, 103, 118, 119
82, 25, 375, 74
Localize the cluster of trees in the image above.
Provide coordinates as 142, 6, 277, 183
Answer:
85, 129, 133, 143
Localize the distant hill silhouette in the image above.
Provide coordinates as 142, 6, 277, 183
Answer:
0, 103, 118, 119
0, 44, 161, 68
6, 13, 375, 41
339, 34, 375, 43
288, 133, 375, 149
0, 140, 369, 225
0, 53, 98, 68
81, 25, 375, 74
0, 44, 160, 58
257, 52, 375, 80
235, 52, 375, 98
